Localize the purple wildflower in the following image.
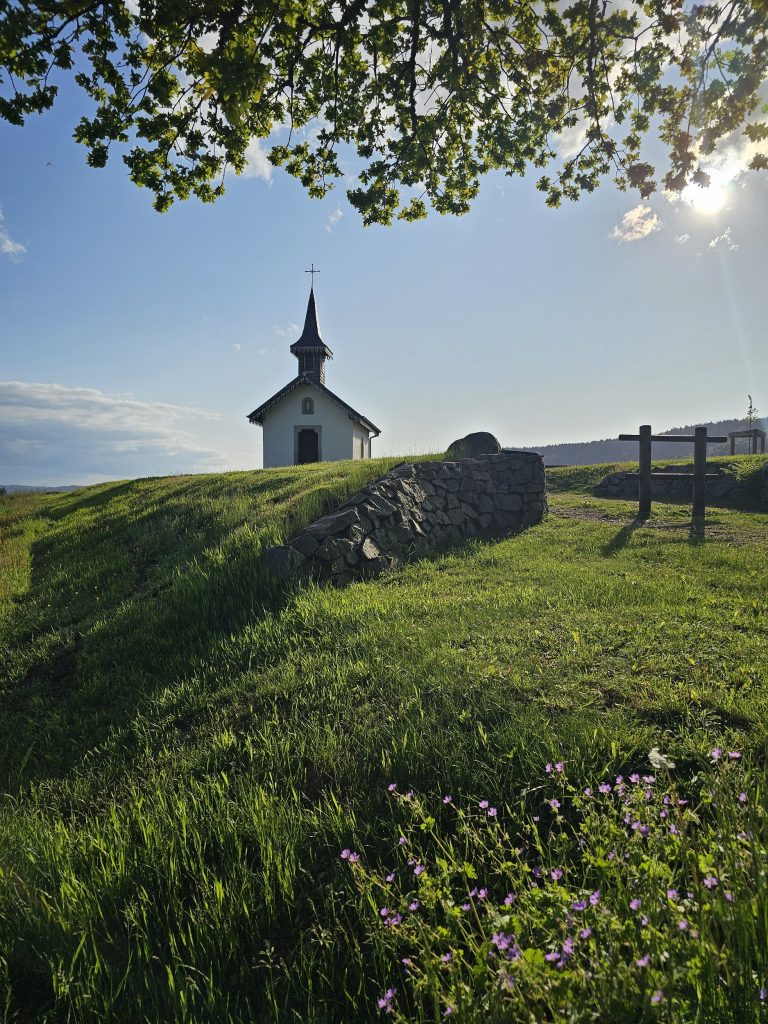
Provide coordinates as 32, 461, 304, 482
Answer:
379, 907, 390, 917
461, 902, 471, 912
555, 762, 565, 773
584, 787, 592, 797
651, 991, 664, 1005
492, 932, 512, 952
580, 927, 592, 939
504, 892, 516, 906
641, 915, 649, 926
443, 795, 453, 804
488, 806, 498, 818
545, 762, 553, 774
636, 954, 650, 968
630, 898, 642, 911
386, 873, 395, 883
551, 868, 563, 881
589, 890, 601, 906
703, 875, 718, 889
630, 773, 641, 783
398, 836, 407, 846
377, 987, 397, 1013
441, 952, 452, 963
544, 951, 559, 962
642, 775, 655, 784
387, 783, 397, 793
478, 888, 488, 900
479, 799, 489, 810
679, 919, 688, 931
599, 783, 612, 794
409, 901, 420, 912
443, 1007, 455, 1017
710, 748, 723, 761
760, 989, 767, 1004
348, 852, 360, 863
739, 792, 747, 803
572, 899, 588, 911
413, 864, 425, 876
669, 824, 679, 835
667, 889, 678, 900
725, 892, 734, 903
549, 798, 560, 811
340, 849, 350, 859
728, 751, 742, 760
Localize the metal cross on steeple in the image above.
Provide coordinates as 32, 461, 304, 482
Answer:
305, 263, 319, 287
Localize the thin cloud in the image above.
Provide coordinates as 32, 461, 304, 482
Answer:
610, 205, 662, 243
0, 209, 26, 259
675, 233, 690, 244
232, 343, 242, 351
325, 205, 343, 233
0, 381, 223, 456
709, 227, 739, 252
273, 322, 298, 337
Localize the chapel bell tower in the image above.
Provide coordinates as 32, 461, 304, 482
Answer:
289, 285, 333, 385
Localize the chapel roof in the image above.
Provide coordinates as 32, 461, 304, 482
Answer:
247, 376, 381, 436
289, 288, 333, 358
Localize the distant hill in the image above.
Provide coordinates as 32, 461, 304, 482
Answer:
1, 484, 83, 494
532, 417, 768, 466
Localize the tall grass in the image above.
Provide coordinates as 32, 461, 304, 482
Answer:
0, 462, 767, 1021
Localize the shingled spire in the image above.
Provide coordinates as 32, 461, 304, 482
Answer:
290, 286, 334, 384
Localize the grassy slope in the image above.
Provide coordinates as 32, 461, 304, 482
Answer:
1, 460, 767, 1021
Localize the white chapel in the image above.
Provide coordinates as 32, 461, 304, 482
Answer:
248, 281, 380, 468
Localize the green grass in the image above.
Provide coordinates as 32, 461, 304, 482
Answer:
1, 460, 767, 1022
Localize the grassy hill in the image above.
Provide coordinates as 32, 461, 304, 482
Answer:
1, 458, 767, 1022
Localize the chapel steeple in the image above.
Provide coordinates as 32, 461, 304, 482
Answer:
290, 281, 333, 385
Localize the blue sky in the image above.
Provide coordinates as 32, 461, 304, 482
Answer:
1, 80, 766, 484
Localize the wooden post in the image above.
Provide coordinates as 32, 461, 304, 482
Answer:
693, 426, 707, 517
730, 434, 736, 455
638, 424, 652, 519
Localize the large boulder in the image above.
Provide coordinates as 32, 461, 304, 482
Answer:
445, 431, 502, 461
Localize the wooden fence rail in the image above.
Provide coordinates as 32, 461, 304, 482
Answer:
617, 425, 727, 519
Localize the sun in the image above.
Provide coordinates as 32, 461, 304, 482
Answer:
680, 182, 728, 215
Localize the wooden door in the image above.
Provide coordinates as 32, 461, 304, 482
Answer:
297, 429, 319, 464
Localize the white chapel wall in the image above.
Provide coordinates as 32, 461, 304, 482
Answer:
262, 384, 364, 467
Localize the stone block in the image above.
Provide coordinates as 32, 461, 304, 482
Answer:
445, 432, 502, 460
262, 545, 305, 580
495, 493, 523, 511
361, 537, 381, 560
316, 536, 355, 562
322, 507, 361, 535
365, 494, 397, 517
290, 532, 320, 557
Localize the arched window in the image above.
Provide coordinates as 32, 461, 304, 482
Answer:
302, 397, 314, 415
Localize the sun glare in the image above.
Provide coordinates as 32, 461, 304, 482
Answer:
680, 182, 728, 215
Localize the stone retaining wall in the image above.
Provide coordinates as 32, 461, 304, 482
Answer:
594, 464, 768, 505
262, 451, 546, 585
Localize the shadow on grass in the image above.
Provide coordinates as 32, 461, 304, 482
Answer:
0, 482, 295, 794
602, 517, 644, 556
